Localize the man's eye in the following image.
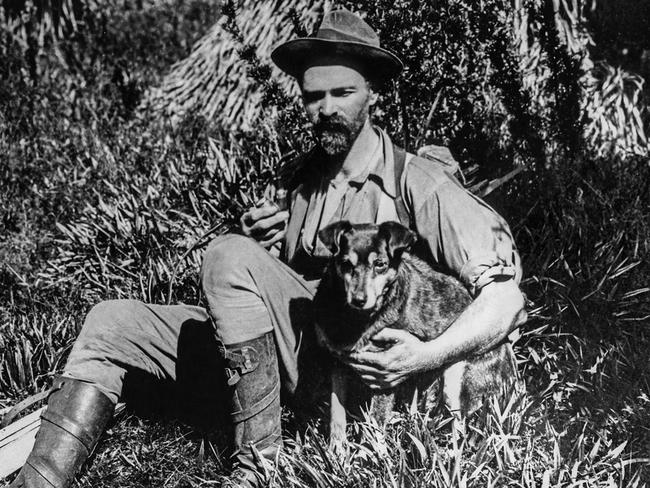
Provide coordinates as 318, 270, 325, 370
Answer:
302, 93, 321, 104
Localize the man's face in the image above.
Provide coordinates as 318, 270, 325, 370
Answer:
301, 63, 377, 158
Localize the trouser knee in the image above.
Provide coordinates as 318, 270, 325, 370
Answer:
66, 299, 160, 403
201, 234, 262, 291
79, 299, 147, 344
201, 235, 274, 344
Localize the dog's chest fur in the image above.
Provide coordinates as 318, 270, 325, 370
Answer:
313, 252, 471, 352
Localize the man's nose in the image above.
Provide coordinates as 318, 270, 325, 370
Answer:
320, 94, 337, 117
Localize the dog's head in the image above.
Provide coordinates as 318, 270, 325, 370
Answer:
318, 221, 416, 311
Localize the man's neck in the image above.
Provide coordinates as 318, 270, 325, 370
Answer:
327, 121, 380, 182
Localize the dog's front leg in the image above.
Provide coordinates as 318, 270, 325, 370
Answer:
330, 365, 348, 453
442, 361, 467, 436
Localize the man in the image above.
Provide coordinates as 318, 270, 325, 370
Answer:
9, 8, 525, 488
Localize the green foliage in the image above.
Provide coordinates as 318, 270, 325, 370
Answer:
504, 155, 650, 453
221, 0, 312, 153
349, 0, 550, 169
1, 0, 650, 486
5, 390, 647, 487
0, 0, 225, 395
233, 0, 598, 174
275, 396, 646, 487
533, 1, 585, 160
586, 0, 650, 76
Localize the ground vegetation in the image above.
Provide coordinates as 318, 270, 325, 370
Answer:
1, 0, 649, 486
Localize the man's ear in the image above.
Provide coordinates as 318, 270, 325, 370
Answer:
378, 221, 416, 258
318, 221, 353, 255
365, 77, 379, 106
369, 90, 378, 106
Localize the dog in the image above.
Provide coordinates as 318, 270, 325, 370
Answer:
312, 220, 518, 446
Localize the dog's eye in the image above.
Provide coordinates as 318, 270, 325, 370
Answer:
374, 260, 388, 273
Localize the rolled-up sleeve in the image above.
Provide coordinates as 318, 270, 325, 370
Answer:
414, 180, 522, 296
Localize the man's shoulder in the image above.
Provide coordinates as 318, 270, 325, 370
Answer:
403, 152, 460, 192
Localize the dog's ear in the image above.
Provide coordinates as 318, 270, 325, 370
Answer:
378, 221, 416, 258
318, 221, 353, 255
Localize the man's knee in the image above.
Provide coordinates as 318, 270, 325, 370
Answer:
201, 234, 266, 291
82, 299, 147, 338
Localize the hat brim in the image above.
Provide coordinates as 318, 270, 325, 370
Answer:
271, 38, 403, 82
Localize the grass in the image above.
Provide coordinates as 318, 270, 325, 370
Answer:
1, 0, 650, 487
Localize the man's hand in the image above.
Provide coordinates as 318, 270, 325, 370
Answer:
240, 201, 289, 248
344, 328, 433, 390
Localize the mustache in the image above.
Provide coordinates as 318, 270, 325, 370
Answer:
313, 115, 351, 134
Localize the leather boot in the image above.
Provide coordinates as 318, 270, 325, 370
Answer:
9, 378, 114, 488
220, 332, 282, 488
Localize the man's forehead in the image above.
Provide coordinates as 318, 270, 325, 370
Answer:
301, 59, 369, 90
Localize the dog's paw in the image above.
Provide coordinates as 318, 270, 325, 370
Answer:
329, 437, 346, 458
330, 420, 346, 443
329, 420, 347, 455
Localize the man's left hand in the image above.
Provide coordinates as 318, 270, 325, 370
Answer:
344, 328, 432, 390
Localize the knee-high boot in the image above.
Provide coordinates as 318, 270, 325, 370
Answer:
9, 378, 114, 488
220, 332, 282, 488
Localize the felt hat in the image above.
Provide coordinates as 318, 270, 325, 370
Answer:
271, 8, 403, 82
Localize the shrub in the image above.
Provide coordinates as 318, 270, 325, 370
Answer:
1, 0, 650, 485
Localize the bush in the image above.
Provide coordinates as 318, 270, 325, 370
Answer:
0, 0, 223, 395
1, 0, 650, 486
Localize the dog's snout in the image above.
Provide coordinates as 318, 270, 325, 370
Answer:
350, 293, 366, 308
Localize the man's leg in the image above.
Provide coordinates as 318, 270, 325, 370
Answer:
201, 235, 319, 487
10, 300, 211, 488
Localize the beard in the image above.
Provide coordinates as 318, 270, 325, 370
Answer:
313, 105, 369, 158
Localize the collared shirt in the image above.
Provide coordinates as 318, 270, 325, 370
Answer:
283, 128, 522, 296
301, 130, 387, 256
301, 130, 383, 252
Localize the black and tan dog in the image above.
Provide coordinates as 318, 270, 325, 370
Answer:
313, 220, 518, 445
